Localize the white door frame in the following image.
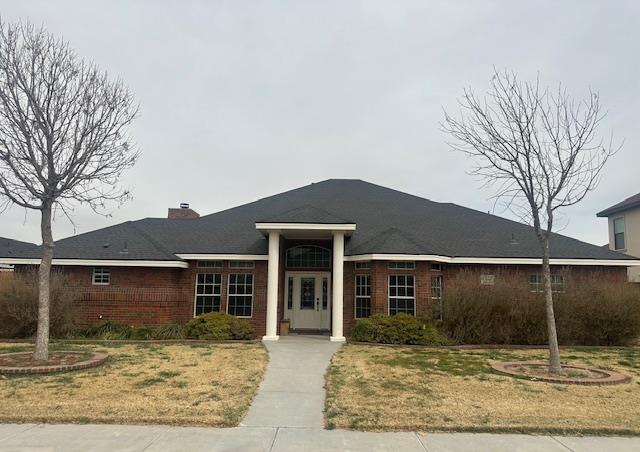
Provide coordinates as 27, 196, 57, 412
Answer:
284, 271, 332, 330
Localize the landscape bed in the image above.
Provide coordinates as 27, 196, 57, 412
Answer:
0, 341, 268, 426
325, 344, 640, 434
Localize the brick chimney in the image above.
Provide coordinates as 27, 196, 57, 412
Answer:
168, 203, 200, 219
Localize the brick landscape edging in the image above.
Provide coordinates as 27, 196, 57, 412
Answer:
0, 351, 108, 374
490, 361, 631, 385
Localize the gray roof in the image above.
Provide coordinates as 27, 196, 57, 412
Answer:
0, 179, 635, 262
597, 192, 640, 217
0, 237, 39, 257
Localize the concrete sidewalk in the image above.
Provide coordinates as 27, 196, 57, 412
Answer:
1, 424, 639, 451
241, 335, 342, 428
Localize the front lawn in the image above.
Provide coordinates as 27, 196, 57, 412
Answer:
325, 345, 640, 434
0, 341, 268, 426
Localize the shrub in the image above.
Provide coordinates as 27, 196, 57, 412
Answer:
440, 270, 640, 346
152, 323, 187, 340
0, 268, 76, 338
75, 321, 134, 340
351, 314, 450, 345
185, 312, 256, 340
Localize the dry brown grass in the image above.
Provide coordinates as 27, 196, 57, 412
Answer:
0, 341, 268, 426
325, 345, 640, 434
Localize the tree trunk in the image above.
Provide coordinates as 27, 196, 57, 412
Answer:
33, 202, 54, 361
541, 237, 562, 374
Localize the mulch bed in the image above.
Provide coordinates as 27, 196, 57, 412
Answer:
0, 351, 108, 374
491, 361, 631, 385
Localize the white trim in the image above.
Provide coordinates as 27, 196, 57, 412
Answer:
0, 258, 189, 268
256, 222, 356, 232
177, 254, 268, 261
344, 254, 640, 267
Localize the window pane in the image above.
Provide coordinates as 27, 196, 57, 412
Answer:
355, 275, 371, 318
287, 277, 293, 309
388, 274, 415, 316
228, 273, 253, 317
286, 246, 331, 269
300, 278, 315, 310
194, 273, 221, 315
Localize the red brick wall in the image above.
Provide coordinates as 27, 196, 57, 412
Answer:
55, 261, 268, 337
31, 259, 629, 338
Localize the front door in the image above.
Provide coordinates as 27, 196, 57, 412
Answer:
286, 272, 331, 330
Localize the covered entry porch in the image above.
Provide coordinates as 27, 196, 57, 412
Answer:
256, 220, 356, 342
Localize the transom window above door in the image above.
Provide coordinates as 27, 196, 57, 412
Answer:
286, 245, 331, 269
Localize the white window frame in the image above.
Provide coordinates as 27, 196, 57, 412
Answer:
193, 273, 222, 316
227, 273, 254, 318
92, 267, 111, 285
613, 217, 625, 250
197, 260, 223, 268
431, 274, 443, 321
480, 274, 495, 286
229, 260, 255, 269
388, 261, 415, 270
529, 273, 565, 293
354, 274, 371, 319
431, 263, 442, 272
388, 274, 416, 316
355, 261, 371, 270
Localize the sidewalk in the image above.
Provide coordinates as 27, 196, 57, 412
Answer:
1, 424, 639, 451
241, 334, 342, 428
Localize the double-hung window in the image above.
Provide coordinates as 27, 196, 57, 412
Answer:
388, 275, 415, 316
431, 275, 443, 321
228, 273, 253, 317
195, 273, 222, 315
614, 217, 625, 250
529, 274, 565, 293
93, 267, 110, 285
355, 275, 371, 318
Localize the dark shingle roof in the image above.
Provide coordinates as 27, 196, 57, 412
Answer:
0, 237, 39, 257
0, 179, 635, 261
597, 192, 640, 217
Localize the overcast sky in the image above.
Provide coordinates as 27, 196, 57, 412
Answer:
0, 1, 638, 246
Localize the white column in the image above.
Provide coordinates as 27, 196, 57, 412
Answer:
263, 230, 280, 341
331, 231, 346, 342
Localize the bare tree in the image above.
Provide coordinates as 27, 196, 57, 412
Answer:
442, 69, 618, 374
0, 20, 138, 360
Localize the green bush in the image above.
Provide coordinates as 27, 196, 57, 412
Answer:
351, 314, 449, 345
0, 269, 76, 338
185, 312, 255, 340
440, 270, 640, 346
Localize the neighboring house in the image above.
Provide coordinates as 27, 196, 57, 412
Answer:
0, 179, 637, 340
0, 237, 39, 287
598, 192, 640, 283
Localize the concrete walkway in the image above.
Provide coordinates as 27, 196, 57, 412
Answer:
241, 335, 342, 428
1, 424, 639, 451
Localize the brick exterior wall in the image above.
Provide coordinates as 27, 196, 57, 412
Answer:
31, 257, 629, 339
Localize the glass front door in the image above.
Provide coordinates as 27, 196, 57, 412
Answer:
286, 272, 331, 330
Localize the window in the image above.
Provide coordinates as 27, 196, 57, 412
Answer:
552, 274, 565, 293
197, 260, 222, 268
229, 260, 254, 269
228, 274, 253, 317
388, 275, 415, 315
300, 277, 315, 309
529, 274, 565, 293
480, 274, 495, 286
431, 275, 443, 321
388, 261, 415, 270
92, 267, 110, 285
287, 277, 293, 309
194, 273, 222, 315
286, 246, 331, 269
355, 275, 371, 318
431, 263, 442, 272
322, 277, 328, 310
614, 217, 625, 250
355, 261, 371, 270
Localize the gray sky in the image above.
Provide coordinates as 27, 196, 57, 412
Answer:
0, 0, 638, 246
